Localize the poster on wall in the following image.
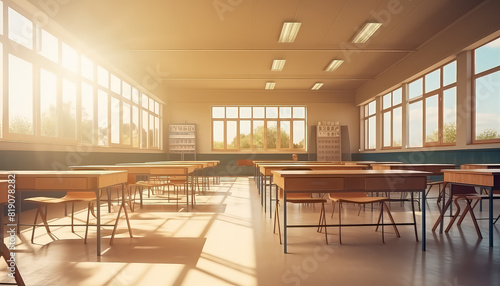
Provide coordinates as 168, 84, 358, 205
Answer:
169, 124, 196, 153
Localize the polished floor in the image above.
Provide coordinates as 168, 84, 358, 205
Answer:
1, 177, 499, 286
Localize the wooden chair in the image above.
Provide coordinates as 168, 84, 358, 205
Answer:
432, 184, 479, 233
329, 192, 400, 244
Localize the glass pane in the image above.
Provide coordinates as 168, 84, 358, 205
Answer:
293, 120, 305, 149
393, 107, 402, 147
132, 106, 139, 147
425, 70, 441, 93
213, 121, 224, 149
367, 101, 376, 115
393, 88, 402, 105
227, 121, 237, 149
110, 97, 120, 144
409, 78, 423, 99
8, 8, 33, 49
475, 38, 500, 74
81, 55, 94, 81
267, 121, 277, 149
293, 107, 305, 118
141, 110, 148, 148
97, 66, 109, 88
149, 98, 155, 112
0, 2, 3, 35
280, 121, 290, 148
409, 101, 423, 147
425, 95, 438, 142
40, 69, 57, 137
253, 107, 265, 118
279, 107, 292, 118
253, 120, 264, 149
8, 55, 33, 135
149, 114, 154, 147
475, 72, 500, 140
212, 107, 224, 118
240, 107, 251, 118
110, 74, 121, 94
383, 93, 391, 109
240, 120, 251, 149
81, 82, 93, 144
368, 116, 376, 149
122, 102, 131, 145
266, 107, 278, 118
132, 88, 139, 104
62, 43, 78, 73
226, 107, 238, 118
155, 102, 160, 115
443, 61, 457, 86
121, 81, 131, 99
142, 94, 148, 109
61, 79, 76, 138
39, 29, 58, 63
383, 111, 391, 147
155, 117, 160, 148
98, 90, 108, 146
443, 87, 457, 143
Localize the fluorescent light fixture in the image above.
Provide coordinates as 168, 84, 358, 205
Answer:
279, 22, 301, 43
271, 59, 286, 71
311, 83, 324, 90
352, 22, 382, 43
265, 82, 276, 90
325, 59, 344, 72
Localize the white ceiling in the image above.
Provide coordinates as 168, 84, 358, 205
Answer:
27, 0, 486, 100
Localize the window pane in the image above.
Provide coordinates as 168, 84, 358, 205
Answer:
149, 98, 155, 112
132, 88, 139, 104
212, 107, 224, 118
443, 61, 457, 86
227, 121, 237, 149
409, 101, 423, 147
279, 107, 291, 118
122, 102, 131, 145
0, 2, 3, 35
383, 111, 391, 147
155, 117, 160, 148
293, 120, 305, 149
132, 106, 139, 147
8, 8, 32, 49
367, 101, 376, 115
253, 107, 265, 118
280, 121, 290, 148
425, 95, 438, 142
81, 82, 93, 144
39, 29, 58, 63
253, 120, 264, 149
266, 107, 278, 118
393, 107, 402, 147
81, 55, 94, 81
98, 90, 108, 146
97, 66, 109, 88
62, 43, 78, 72
142, 94, 149, 109
240, 120, 251, 149
267, 121, 277, 149
425, 69, 441, 93
8, 55, 33, 135
226, 107, 238, 118
240, 107, 251, 118
368, 116, 376, 149
110, 74, 121, 94
155, 102, 160, 115
121, 81, 131, 99
383, 93, 391, 109
149, 114, 154, 147
293, 107, 305, 118
40, 69, 57, 137
475, 72, 500, 140
110, 97, 120, 144
61, 79, 76, 138
475, 38, 500, 74
213, 121, 224, 149
443, 87, 457, 143
409, 78, 423, 99
393, 88, 402, 105
141, 110, 148, 148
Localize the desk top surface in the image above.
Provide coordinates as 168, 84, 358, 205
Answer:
442, 168, 500, 175
272, 169, 430, 177
0, 170, 126, 176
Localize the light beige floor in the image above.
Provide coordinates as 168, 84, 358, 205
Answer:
1, 177, 499, 286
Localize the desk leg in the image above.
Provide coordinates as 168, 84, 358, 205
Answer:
97, 189, 101, 256
488, 186, 493, 247
422, 189, 426, 251
439, 184, 448, 234
283, 190, 288, 253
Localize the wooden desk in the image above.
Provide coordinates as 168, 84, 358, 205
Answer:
372, 163, 456, 174
341, 161, 403, 166
461, 164, 500, 169
272, 170, 429, 253
0, 171, 128, 256
441, 168, 500, 247
144, 161, 216, 190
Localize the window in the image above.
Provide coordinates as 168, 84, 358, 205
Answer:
8, 54, 33, 135
473, 37, 500, 143
40, 69, 57, 137
8, 8, 32, 49
211, 106, 306, 151
97, 90, 108, 146
363, 100, 376, 150
38, 29, 58, 63
382, 88, 402, 148
81, 82, 93, 144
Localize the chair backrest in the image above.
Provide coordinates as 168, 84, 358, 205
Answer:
279, 168, 313, 199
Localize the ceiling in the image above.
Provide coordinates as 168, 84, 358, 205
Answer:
27, 0, 486, 100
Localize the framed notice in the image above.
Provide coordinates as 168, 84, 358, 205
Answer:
169, 124, 196, 153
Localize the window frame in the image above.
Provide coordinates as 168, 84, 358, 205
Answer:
381, 88, 402, 149
362, 100, 376, 151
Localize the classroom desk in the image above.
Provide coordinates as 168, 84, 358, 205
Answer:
0, 171, 128, 256
340, 161, 403, 166
144, 161, 216, 191
461, 164, 500, 169
440, 168, 500, 247
272, 170, 429, 253
259, 164, 368, 216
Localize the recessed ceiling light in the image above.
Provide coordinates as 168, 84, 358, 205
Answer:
279, 22, 301, 43
325, 60, 344, 72
311, 83, 324, 90
271, 60, 286, 71
352, 22, 382, 43
265, 82, 276, 90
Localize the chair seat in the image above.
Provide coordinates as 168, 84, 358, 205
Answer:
25, 197, 68, 204
287, 198, 327, 204
332, 196, 389, 204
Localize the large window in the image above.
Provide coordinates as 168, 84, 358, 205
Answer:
382, 88, 402, 148
0, 2, 163, 150
473, 37, 500, 143
211, 106, 306, 152
363, 100, 376, 150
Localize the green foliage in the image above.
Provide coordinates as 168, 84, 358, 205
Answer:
476, 128, 499, 140
9, 116, 33, 135
425, 122, 456, 143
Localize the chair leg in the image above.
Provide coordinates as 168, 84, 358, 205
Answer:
462, 197, 483, 239
71, 202, 75, 233
84, 202, 91, 244
339, 202, 342, 244
331, 201, 336, 218
432, 195, 453, 231
380, 203, 385, 244
321, 203, 328, 245
383, 202, 400, 237
273, 200, 282, 245
31, 206, 41, 244
445, 198, 462, 233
